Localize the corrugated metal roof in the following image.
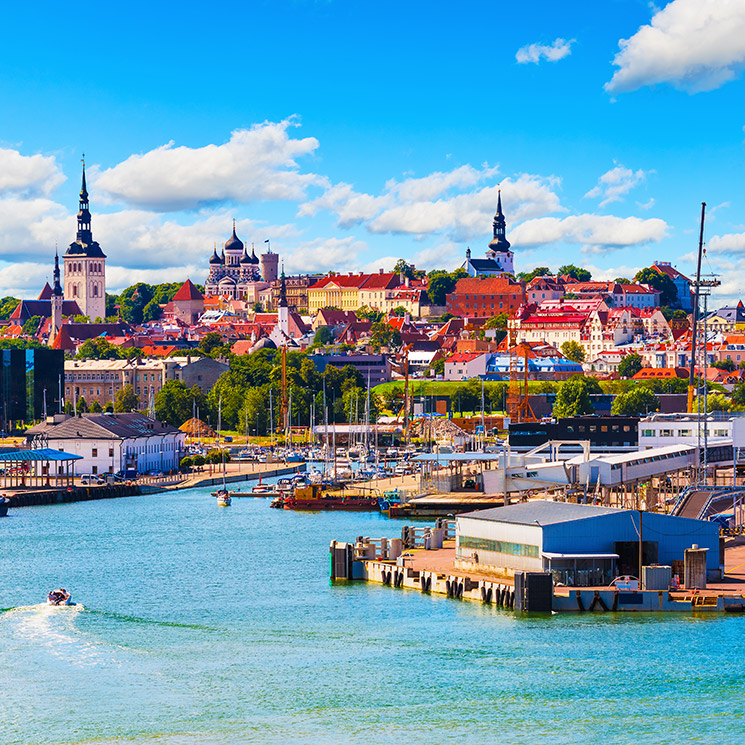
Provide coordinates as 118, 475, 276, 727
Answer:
459, 500, 625, 525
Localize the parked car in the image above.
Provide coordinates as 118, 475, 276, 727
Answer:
80, 474, 105, 485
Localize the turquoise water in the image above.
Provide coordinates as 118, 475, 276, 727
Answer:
1, 485, 744, 745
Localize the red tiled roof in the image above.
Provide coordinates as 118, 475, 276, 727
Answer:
172, 279, 203, 302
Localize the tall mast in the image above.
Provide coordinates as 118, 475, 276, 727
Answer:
688, 202, 706, 413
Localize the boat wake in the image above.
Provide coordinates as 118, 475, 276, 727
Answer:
0, 603, 123, 667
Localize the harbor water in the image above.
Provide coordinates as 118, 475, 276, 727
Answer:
2, 483, 744, 744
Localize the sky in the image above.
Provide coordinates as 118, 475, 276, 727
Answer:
1, 0, 744, 304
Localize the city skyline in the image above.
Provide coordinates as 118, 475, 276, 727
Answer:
1, 0, 744, 302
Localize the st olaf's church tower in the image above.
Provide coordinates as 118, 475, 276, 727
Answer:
63, 163, 107, 320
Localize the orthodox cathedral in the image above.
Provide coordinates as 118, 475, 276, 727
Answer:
462, 191, 515, 277
204, 222, 278, 299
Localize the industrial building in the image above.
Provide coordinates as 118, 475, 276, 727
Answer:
455, 500, 720, 585
509, 415, 638, 451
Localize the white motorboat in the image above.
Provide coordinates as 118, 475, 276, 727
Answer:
47, 588, 72, 606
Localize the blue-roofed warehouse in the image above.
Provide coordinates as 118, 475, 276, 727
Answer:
455, 500, 720, 586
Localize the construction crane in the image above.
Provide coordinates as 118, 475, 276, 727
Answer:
506, 322, 535, 424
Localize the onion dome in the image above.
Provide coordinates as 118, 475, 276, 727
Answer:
209, 242, 223, 264
224, 219, 244, 252
249, 242, 259, 264
240, 245, 252, 265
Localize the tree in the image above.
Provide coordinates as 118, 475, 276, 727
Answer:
252, 302, 263, 313
617, 353, 643, 379
198, 332, 225, 356
712, 359, 736, 372
143, 298, 162, 323
369, 322, 401, 351
733, 381, 745, 408
557, 264, 592, 282
355, 305, 383, 322
90, 400, 103, 413
517, 267, 550, 282
613, 277, 631, 284
390, 306, 408, 317
313, 326, 335, 346
560, 340, 585, 363
0, 297, 20, 320
155, 380, 200, 427
634, 267, 678, 307
484, 312, 509, 330
611, 387, 659, 416
114, 384, 139, 413
393, 259, 416, 279
552, 377, 599, 418
426, 268, 467, 306
694, 393, 734, 413
22, 316, 42, 335
76, 397, 89, 413
180, 456, 193, 470
77, 338, 123, 360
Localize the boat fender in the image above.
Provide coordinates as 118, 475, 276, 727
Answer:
485, 587, 492, 604
589, 591, 609, 612
425, 575, 432, 592
446, 579, 452, 597
456, 583, 463, 599
576, 590, 585, 612
612, 591, 619, 612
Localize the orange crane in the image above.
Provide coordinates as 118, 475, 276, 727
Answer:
506, 324, 535, 424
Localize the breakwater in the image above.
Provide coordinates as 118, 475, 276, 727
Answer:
3, 483, 140, 508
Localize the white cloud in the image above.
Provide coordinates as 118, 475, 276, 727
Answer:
510, 214, 668, 253
516, 38, 574, 64
637, 198, 656, 210
585, 164, 648, 206
282, 236, 368, 274
298, 182, 391, 228
0, 149, 65, 196
606, 0, 745, 93
95, 119, 322, 211
707, 231, 745, 254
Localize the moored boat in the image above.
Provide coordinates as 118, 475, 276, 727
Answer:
0, 496, 9, 517
281, 484, 379, 511
216, 490, 232, 506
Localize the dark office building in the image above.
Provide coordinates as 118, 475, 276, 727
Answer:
509, 415, 639, 451
0, 348, 65, 429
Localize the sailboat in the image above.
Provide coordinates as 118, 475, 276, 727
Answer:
215, 447, 231, 506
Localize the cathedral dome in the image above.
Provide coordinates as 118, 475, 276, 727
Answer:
224, 223, 244, 252
209, 245, 223, 265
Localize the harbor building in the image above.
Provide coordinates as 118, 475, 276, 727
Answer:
455, 500, 720, 585
26, 412, 186, 476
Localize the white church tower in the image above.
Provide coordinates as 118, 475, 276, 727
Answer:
64, 163, 107, 321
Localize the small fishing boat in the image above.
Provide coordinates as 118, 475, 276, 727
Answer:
47, 588, 72, 606
216, 490, 232, 507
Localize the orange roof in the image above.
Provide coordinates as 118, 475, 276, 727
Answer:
632, 367, 689, 379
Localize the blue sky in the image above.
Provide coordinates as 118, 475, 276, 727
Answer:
1, 0, 744, 303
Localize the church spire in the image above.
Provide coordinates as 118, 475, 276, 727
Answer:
279, 266, 288, 308
76, 160, 93, 245
488, 189, 511, 253
52, 249, 62, 297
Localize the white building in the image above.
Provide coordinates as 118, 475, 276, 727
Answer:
638, 412, 745, 463
26, 412, 186, 476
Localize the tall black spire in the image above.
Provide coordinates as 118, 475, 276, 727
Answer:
488, 189, 511, 253
76, 161, 93, 245
279, 267, 288, 308
52, 250, 62, 297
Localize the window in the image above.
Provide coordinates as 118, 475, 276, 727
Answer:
109, 447, 114, 457
92, 466, 98, 475
92, 448, 98, 457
